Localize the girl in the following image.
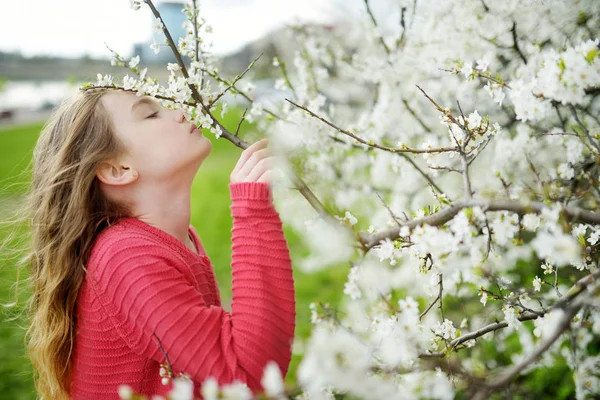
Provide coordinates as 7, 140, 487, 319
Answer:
22, 88, 296, 399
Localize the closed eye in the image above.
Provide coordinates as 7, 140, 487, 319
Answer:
146, 111, 159, 119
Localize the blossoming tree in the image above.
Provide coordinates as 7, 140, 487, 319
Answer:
90, 0, 600, 398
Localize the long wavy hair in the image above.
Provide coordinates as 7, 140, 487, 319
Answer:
16, 88, 130, 399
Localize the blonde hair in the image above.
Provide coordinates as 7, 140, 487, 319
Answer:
12, 88, 130, 399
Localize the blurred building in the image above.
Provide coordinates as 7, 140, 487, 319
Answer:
133, 0, 187, 64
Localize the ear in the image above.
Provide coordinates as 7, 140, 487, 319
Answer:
96, 160, 139, 186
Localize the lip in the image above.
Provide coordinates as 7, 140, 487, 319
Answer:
189, 124, 200, 134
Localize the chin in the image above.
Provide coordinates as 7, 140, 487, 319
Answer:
192, 140, 212, 168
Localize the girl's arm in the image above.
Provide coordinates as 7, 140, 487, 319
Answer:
88, 181, 295, 393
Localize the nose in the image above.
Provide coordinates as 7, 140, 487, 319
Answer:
173, 109, 185, 123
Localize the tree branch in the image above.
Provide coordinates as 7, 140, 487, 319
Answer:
420, 268, 600, 359
360, 198, 600, 250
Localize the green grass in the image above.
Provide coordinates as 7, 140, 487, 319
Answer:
0, 109, 347, 398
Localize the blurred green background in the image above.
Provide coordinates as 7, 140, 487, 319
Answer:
0, 107, 348, 399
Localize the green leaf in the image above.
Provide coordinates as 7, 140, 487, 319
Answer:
585, 48, 598, 64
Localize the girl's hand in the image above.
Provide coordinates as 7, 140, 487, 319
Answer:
230, 138, 279, 185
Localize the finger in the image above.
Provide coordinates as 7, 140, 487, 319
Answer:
256, 169, 274, 185
245, 156, 278, 182
230, 138, 269, 178
234, 148, 273, 182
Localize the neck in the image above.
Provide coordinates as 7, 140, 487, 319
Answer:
130, 184, 192, 245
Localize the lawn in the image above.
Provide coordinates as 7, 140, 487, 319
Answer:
0, 107, 347, 399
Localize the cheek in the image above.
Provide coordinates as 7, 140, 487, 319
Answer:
137, 132, 192, 171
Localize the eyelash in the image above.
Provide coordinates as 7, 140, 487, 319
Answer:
147, 111, 159, 119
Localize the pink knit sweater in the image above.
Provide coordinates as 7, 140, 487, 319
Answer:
70, 182, 296, 399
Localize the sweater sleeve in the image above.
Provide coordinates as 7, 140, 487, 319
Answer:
88, 182, 296, 393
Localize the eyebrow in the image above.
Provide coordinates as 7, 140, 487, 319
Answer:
131, 97, 158, 113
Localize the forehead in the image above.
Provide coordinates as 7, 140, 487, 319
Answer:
101, 91, 157, 125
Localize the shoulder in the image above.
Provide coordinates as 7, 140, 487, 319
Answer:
90, 218, 161, 257
87, 218, 182, 279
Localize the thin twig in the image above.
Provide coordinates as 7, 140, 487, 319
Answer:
401, 97, 432, 132
208, 53, 263, 109
152, 332, 173, 376
191, 0, 202, 89
235, 108, 248, 137
439, 68, 512, 90
437, 273, 444, 320
275, 56, 298, 99
364, 0, 391, 54
461, 155, 473, 198
199, 66, 282, 120
375, 191, 404, 228
399, 153, 445, 193
285, 98, 457, 154
419, 273, 443, 320
570, 105, 600, 153
511, 21, 528, 64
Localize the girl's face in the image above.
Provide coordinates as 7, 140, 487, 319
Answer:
101, 91, 212, 183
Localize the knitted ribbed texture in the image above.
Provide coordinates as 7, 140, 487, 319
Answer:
69, 182, 296, 399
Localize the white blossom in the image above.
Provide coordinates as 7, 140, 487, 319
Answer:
460, 61, 473, 80
200, 377, 219, 400
533, 309, 565, 340
169, 378, 194, 400
491, 212, 519, 246
476, 57, 489, 72
541, 262, 554, 275
434, 319, 457, 340
118, 384, 133, 400
532, 231, 581, 267
533, 276, 542, 292
221, 381, 252, 400
122, 75, 137, 91
128, 55, 140, 69
129, 0, 142, 11
343, 265, 361, 300
261, 362, 285, 398
152, 17, 164, 33
503, 306, 522, 331
466, 110, 482, 130
150, 40, 161, 55
344, 211, 358, 226
167, 63, 182, 73
480, 292, 488, 307
572, 224, 588, 237
274, 78, 287, 90
587, 229, 600, 246
96, 73, 113, 86
484, 81, 506, 106
210, 124, 223, 139
522, 214, 540, 231
245, 102, 263, 123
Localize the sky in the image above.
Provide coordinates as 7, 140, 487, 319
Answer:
0, 0, 334, 59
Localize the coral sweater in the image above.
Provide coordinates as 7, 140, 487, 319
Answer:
70, 182, 296, 399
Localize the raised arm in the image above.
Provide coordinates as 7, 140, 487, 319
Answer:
88, 181, 295, 394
